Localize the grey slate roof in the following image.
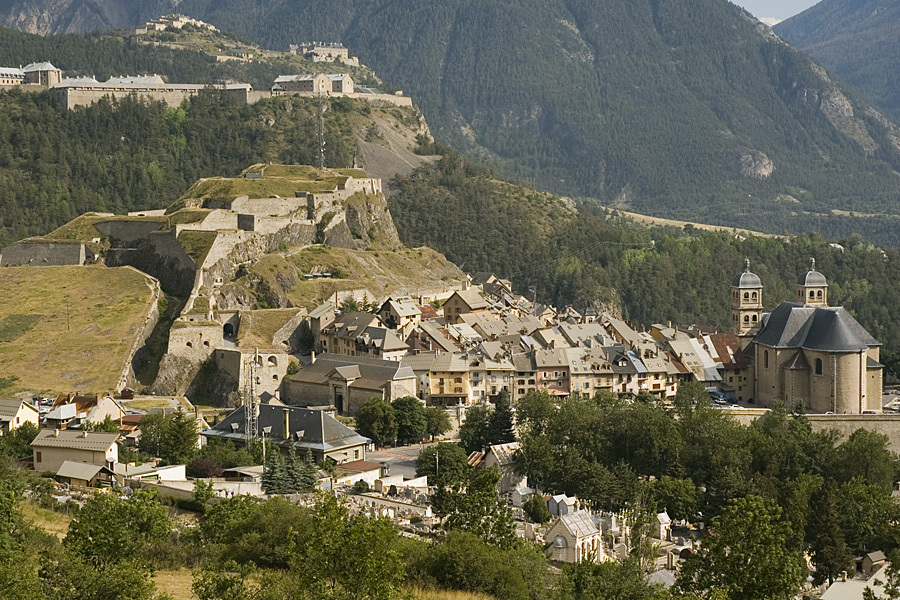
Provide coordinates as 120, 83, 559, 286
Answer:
731, 259, 762, 288
31, 429, 119, 451
290, 354, 415, 391
203, 403, 370, 452
752, 302, 878, 352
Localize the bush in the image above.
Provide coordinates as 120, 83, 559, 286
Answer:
523, 494, 551, 524
351, 479, 370, 494
187, 458, 224, 479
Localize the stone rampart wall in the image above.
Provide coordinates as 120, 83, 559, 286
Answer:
95, 220, 165, 246
1, 240, 88, 266
117, 269, 162, 391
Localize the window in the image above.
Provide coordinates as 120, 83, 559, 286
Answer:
518, 389, 525, 395
744, 315, 749, 323
454, 387, 462, 393
186, 342, 193, 348
817, 290, 823, 298
752, 314, 758, 322
455, 377, 462, 383
752, 292, 758, 300
809, 291, 815, 299
268, 356, 277, 366
743, 292, 749, 300
764, 350, 769, 369
354, 450, 359, 460
35, 451, 41, 463
815, 358, 823, 375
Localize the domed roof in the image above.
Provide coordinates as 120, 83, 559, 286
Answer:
731, 259, 762, 288
797, 258, 828, 287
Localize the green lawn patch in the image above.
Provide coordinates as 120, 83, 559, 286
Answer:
0, 314, 43, 342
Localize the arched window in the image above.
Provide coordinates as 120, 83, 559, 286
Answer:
751, 292, 758, 300
268, 356, 278, 367
743, 292, 750, 300
809, 291, 815, 299
752, 314, 758, 322
815, 358, 823, 375
186, 342, 193, 348
744, 315, 749, 323
764, 350, 769, 369
817, 290, 823, 298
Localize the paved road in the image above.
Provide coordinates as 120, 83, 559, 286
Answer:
367, 444, 427, 480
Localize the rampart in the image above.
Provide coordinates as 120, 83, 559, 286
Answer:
94, 220, 166, 246
118, 269, 163, 391
723, 408, 900, 453
106, 231, 197, 296
0, 240, 92, 266
54, 84, 251, 109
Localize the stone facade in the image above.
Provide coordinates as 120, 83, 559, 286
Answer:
0, 240, 93, 266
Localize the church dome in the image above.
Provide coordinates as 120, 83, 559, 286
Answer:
797, 258, 827, 287
731, 259, 762, 288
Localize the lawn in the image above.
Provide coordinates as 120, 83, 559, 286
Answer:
0, 266, 158, 395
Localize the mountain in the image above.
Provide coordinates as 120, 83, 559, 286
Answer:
3, 1, 900, 238
775, 0, 900, 120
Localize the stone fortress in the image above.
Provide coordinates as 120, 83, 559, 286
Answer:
290, 42, 360, 67
1, 164, 399, 398
0, 17, 410, 109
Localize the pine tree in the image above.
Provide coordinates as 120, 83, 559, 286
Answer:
489, 389, 516, 445
296, 450, 318, 492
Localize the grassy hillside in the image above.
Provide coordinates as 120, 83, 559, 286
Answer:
776, 0, 900, 120
0, 265, 157, 395
221, 245, 464, 310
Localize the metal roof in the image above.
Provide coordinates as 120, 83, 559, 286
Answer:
56, 461, 108, 480
558, 510, 599, 538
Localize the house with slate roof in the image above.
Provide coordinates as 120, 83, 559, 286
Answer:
0, 398, 39, 434
202, 403, 370, 464
282, 353, 416, 415
31, 429, 119, 473
737, 259, 883, 413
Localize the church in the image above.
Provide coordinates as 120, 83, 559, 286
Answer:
731, 259, 883, 414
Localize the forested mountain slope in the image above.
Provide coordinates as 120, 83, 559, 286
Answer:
390, 150, 900, 353
4, 0, 900, 238
775, 0, 900, 121
0, 90, 422, 245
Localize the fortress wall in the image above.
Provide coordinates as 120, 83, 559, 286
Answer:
106, 231, 197, 296
230, 197, 305, 216
175, 209, 239, 232
57, 87, 200, 109
1, 240, 88, 266
95, 220, 165, 246
117, 269, 162, 391
167, 321, 222, 361
342, 178, 382, 195
722, 409, 900, 452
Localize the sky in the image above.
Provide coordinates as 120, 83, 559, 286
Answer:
735, 0, 820, 24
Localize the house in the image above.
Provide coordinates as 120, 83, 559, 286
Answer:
281, 353, 417, 415
114, 462, 186, 482
55, 460, 117, 488
546, 510, 606, 563
45, 394, 125, 429
443, 289, 490, 324
379, 297, 422, 339
821, 564, 889, 600
31, 429, 119, 473
202, 403, 371, 464
480, 442, 525, 494
0, 398, 40, 434
333, 460, 383, 487
862, 551, 888, 577
319, 313, 409, 361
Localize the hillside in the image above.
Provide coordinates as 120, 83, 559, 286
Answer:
0, 86, 429, 246
775, 0, 900, 121
0, 265, 158, 395
3, 1, 900, 238
389, 150, 900, 352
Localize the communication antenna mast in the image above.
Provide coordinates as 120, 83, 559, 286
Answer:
243, 349, 261, 442
318, 100, 326, 169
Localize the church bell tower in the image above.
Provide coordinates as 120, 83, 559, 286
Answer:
731, 259, 763, 340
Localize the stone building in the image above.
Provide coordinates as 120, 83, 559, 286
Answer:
546, 510, 606, 564
738, 259, 883, 413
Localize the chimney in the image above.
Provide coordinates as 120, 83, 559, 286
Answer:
283, 408, 290, 440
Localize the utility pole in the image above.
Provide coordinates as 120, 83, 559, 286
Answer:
318, 101, 326, 169
243, 350, 260, 443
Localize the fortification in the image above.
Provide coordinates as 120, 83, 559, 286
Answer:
0, 240, 93, 266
